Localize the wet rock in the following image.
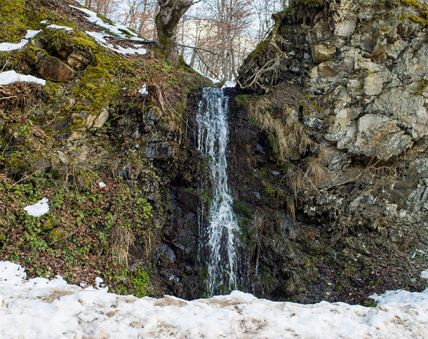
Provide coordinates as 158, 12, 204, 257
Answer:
142, 106, 161, 129
144, 141, 176, 160
36, 55, 75, 82
159, 244, 177, 263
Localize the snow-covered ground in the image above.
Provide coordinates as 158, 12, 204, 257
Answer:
0, 70, 46, 86
70, 5, 147, 56
0, 261, 427, 338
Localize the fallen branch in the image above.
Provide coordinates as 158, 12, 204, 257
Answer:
177, 43, 219, 56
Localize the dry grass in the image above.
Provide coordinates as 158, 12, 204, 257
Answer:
284, 164, 305, 198
305, 156, 327, 186
110, 225, 135, 266
248, 97, 314, 163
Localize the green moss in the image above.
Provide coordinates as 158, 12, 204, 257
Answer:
71, 53, 121, 117
362, 298, 378, 307
415, 79, 428, 95
400, 0, 428, 26
109, 267, 151, 297
0, 0, 26, 42
401, 0, 428, 12
233, 200, 253, 219
234, 94, 252, 107
0, 0, 79, 43
400, 13, 428, 25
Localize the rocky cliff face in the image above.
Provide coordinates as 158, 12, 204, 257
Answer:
233, 0, 428, 303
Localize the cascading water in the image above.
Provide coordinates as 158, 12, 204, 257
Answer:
197, 87, 239, 296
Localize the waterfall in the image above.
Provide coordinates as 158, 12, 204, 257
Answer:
196, 87, 239, 296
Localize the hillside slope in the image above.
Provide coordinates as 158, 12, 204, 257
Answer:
0, 0, 209, 297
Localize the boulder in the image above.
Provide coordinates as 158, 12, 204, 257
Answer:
36, 55, 75, 82
311, 44, 336, 64
66, 52, 91, 71
92, 109, 109, 129
351, 114, 413, 159
364, 74, 383, 96
335, 18, 357, 38
317, 62, 338, 78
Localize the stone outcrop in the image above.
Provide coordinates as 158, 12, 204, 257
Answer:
234, 0, 428, 303
36, 54, 76, 82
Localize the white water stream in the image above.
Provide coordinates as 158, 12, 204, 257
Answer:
197, 87, 239, 295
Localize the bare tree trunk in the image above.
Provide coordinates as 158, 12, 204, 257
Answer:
155, 0, 194, 62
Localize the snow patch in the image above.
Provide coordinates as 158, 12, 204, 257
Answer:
95, 277, 108, 291
1, 261, 428, 338
47, 24, 73, 31
421, 269, 428, 280
70, 5, 147, 55
0, 70, 46, 86
25, 30, 42, 39
23, 198, 50, 217
222, 81, 236, 88
98, 181, 107, 189
70, 5, 139, 40
138, 84, 148, 96
0, 39, 28, 52
0, 30, 41, 52
85, 31, 147, 55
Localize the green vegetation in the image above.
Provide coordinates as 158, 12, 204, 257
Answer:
0, 0, 26, 42
0, 0, 209, 298
108, 267, 151, 297
415, 79, 428, 95
0, 0, 79, 42
400, 0, 428, 26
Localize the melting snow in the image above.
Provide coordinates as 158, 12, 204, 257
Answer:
70, 5, 140, 40
0, 70, 46, 86
421, 269, 428, 280
46, 24, 73, 31
25, 30, 42, 39
0, 260, 428, 338
23, 198, 50, 217
0, 39, 28, 52
0, 23, 74, 53
85, 31, 147, 55
138, 84, 148, 96
0, 29, 41, 52
70, 5, 147, 55
222, 81, 237, 88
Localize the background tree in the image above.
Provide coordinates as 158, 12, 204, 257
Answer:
155, 0, 197, 61
83, 0, 288, 77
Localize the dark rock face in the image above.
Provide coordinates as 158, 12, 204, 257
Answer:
230, 0, 428, 303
